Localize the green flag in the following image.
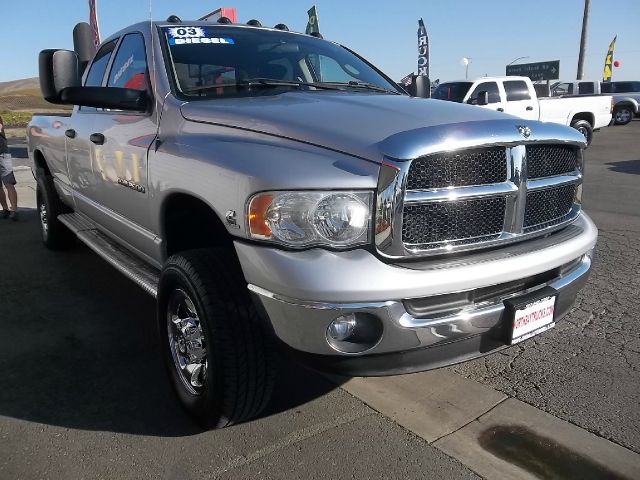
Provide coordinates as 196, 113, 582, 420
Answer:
306, 6, 320, 35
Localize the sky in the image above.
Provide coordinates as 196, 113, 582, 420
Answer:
1, 0, 639, 83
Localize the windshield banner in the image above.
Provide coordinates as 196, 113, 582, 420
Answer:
417, 18, 429, 79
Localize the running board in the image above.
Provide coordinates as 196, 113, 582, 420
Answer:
58, 213, 160, 297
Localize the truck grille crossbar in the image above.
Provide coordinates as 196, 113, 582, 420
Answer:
376, 144, 583, 258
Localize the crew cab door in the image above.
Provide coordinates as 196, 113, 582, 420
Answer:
86, 32, 155, 238
500, 79, 539, 120
465, 81, 505, 113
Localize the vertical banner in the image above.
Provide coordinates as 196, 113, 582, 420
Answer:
417, 18, 429, 79
306, 5, 320, 35
89, 0, 101, 50
602, 35, 617, 82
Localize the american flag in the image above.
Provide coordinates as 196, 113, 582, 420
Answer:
89, 0, 101, 49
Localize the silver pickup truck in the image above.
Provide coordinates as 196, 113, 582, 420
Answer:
28, 19, 597, 429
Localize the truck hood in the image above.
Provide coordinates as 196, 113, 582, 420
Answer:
180, 92, 583, 161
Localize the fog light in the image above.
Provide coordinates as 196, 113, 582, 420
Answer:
327, 314, 357, 341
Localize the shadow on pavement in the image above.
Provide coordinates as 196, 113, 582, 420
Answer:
607, 159, 640, 175
0, 210, 341, 437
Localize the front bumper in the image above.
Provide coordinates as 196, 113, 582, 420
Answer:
235, 213, 597, 376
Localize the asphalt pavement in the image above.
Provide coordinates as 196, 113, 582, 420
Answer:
1, 120, 639, 479
452, 119, 640, 453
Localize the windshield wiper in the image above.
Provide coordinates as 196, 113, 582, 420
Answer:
321, 81, 401, 95
181, 78, 344, 95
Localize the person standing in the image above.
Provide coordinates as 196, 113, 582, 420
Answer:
0, 115, 18, 221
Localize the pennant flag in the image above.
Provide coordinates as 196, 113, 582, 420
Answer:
602, 35, 617, 82
89, 0, 101, 50
400, 73, 414, 87
417, 19, 429, 78
306, 6, 320, 35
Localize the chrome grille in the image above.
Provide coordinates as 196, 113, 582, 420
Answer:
403, 197, 506, 247
407, 147, 507, 190
527, 145, 579, 179
376, 142, 584, 259
524, 184, 578, 232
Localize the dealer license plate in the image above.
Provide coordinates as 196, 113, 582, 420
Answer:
506, 293, 557, 345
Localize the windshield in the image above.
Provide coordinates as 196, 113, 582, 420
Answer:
161, 26, 401, 99
432, 82, 473, 103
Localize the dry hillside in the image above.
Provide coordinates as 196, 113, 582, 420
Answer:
0, 77, 71, 127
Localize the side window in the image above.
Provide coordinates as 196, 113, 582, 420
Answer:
552, 83, 570, 96
468, 82, 500, 104
107, 33, 148, 90
84, 40, 118, 87
311, 55, 362, 83
601, 83, 612, 93
504, 80, 531, 101
578, 82, 594, 94
614, 82, 633, 93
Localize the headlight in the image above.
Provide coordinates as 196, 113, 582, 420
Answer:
248, 191, 372, 247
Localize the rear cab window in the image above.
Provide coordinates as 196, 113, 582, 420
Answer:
578, 82, 595, 94
503, 80, 531, 101
432, 82, 473, 103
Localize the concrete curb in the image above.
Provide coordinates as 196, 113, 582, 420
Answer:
336, 371, 640, 479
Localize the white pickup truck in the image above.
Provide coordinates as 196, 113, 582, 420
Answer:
433, 76, 613, 145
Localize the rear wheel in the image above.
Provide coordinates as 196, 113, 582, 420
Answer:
35, 170, 75, 250
570, 119, 593, 146
157, 248, 276, 429
613, 106, 633, 125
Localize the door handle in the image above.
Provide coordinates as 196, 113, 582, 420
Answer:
526, 106, 534, 111
89, 133, 105, 145
497, 108, 504, 112
65, 129, 76, 139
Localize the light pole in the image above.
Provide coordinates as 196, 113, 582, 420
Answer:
507, 56, 530, 66
462, 57, 472, 80
577, 0, 591, 79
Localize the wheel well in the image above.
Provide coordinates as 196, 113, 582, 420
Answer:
33, 149, 52, 177
614, 102, 634, 112
163, 194, 234, 257
571, 112, 594, 127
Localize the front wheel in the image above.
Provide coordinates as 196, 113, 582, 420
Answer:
613, 106, 633, 125
570, 119, 593, 146
157, 248, 276, 429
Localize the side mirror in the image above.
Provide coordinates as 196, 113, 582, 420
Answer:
476, 91, 489, 106
39, 49, 81, 104
60, 86, 149, 111
414, 75, 431, 98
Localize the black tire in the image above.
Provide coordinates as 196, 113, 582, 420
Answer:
613, 105, 633, 125
157, 248, 276, 429
35, 169, 75, 250
570, 119, 593, 146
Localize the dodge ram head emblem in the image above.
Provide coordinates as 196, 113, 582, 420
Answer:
518, 125, 532, 139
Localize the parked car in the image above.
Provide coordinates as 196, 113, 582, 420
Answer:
433, 76, 612, 145
551, 80, 640, 125
29, 20, 597, 429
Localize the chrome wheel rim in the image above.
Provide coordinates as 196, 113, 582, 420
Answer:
615, 109, 631, 123
167, 289, 207, 395
577, 126, 590, 141
39, 198, 48, 237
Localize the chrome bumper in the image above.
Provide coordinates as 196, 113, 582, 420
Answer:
236, 213, 597, 374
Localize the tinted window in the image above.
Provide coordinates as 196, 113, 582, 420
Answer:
84, 40, 117, 87
432, 82, 473, 102
601, 83, 612, 93
611, 82, 638, 93
107, 33, 148, 90
553, 83, 573, 96
504, 80, 531, 101
468, 82, 500, 104
578, 82, 595, 94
